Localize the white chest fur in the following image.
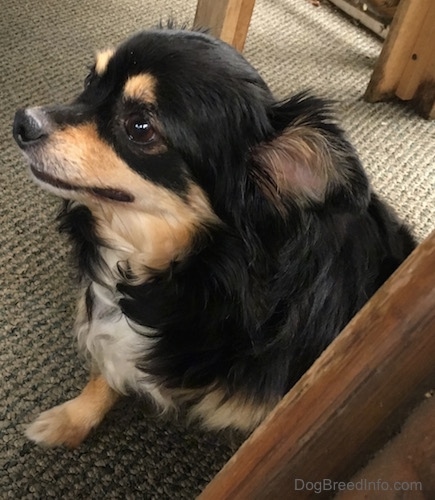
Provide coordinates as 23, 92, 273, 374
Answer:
74, 247, 171, 410
70, 197, 212, 411
72, 246, 270, 432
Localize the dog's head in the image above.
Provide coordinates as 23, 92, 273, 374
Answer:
13, 27, 369, 267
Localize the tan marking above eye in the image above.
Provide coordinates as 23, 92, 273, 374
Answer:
95, 48, 115, 76
124, 73, 157, 104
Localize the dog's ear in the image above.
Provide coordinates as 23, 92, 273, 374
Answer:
252, 93, 370, 210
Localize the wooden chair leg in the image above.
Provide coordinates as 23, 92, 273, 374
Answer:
194, 0, 255, 52
365, 0, 435, 119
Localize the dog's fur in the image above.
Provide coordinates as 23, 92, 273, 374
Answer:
13, 26, 416, 447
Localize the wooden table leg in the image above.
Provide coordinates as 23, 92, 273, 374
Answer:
365, 0, 435, 119
194, 0, 255, 52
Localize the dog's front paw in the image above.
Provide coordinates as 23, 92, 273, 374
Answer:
26, 400, 95, 448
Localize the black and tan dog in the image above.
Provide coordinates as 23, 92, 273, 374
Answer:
13, 26, 415, 447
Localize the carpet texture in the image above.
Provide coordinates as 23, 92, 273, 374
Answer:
1, 0, 434, 498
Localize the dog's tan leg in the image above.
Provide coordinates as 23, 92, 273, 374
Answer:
26, 375, 119, 448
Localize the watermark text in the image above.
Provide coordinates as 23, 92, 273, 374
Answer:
294, 478, 423, 494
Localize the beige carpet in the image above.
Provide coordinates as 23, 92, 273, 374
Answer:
1, 0, 434, 498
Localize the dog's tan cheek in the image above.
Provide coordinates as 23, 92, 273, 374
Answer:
92, 183, 218, 276
50, 123, 168, 193
46, 123, 220, 272
48, 123, 144, 190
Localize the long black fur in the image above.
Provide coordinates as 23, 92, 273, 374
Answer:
17, 26, 416, 417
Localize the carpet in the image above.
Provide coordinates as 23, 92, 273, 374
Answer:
1, 0, 434, 498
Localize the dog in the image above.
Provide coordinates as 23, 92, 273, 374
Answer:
13, 26, 416, 447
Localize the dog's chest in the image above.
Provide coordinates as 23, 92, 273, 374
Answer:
74, 246, 168, 406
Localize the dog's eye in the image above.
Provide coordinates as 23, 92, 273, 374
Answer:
124, 115, 156, 143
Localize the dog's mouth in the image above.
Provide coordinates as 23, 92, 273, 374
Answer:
30, 165, 134, 203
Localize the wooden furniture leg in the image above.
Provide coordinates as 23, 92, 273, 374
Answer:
194, 0, 255, 52
200, 231, 435, 499
365, 0, 435, 119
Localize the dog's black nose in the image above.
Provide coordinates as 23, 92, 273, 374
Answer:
13, 108, 48, 148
